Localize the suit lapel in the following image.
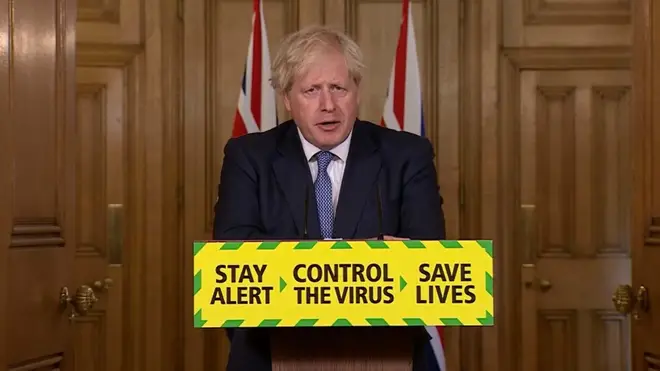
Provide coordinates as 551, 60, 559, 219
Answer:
272, 124, 322, 239
333, 121, 382, 238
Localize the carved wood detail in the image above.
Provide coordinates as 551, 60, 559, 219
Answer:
503, 47, 630, 70
537, 310, 578, 370
523, 0, 630, 26
647, 217, 660, 246
76, 43, 142, 67
645, 353, 660, 371
10, 219, 64, 248
591, 310, 629, 370
78, 0, 120, 24
8, 354, 63, 371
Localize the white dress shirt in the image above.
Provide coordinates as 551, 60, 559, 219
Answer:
298, 128, 352, 213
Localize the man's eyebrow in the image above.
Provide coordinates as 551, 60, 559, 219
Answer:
307, 82, 345, 88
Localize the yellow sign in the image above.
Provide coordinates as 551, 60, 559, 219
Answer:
193, 240, 493, 328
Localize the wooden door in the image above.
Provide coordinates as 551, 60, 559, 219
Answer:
491, 0, 635, 370
71, 0, 143, 368
74, 0, 184, 369
630, 0, 660, 369
0, 0, 77, 369
1, 0, 182, 369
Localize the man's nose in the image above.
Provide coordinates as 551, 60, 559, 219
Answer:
319, 90, 336, 112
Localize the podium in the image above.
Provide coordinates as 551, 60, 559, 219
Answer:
269, 326, 428, 371
193, 239, 494, 369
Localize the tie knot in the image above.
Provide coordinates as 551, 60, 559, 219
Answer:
316, 151, 334, 172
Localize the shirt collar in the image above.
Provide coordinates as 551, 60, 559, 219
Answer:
297, 127, 352, 163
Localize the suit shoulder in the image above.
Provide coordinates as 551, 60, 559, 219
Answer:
224, 122, 291, 158
359, 120, 433, 155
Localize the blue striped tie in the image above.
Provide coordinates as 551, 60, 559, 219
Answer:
315, 151, 334, 239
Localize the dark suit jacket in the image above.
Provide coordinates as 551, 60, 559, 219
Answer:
213, 119, 446, 371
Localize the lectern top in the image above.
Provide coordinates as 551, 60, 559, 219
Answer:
193, 239, 494, 329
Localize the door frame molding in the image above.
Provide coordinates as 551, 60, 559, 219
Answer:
631, 1, 655, 369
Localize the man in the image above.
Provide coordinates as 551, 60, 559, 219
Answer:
214, 25, 446, 371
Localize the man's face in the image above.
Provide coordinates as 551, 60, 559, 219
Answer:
283, 48, 359, 150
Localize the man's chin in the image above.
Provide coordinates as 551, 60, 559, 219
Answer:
315, 133, 346, 150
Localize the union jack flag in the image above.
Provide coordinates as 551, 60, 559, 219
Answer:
232, 0, 278, 137
380, 1, 445, 370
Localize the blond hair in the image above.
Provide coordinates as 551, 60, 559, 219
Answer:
270, 25, 365, 93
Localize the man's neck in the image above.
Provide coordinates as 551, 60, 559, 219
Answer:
297, 128, 352, 162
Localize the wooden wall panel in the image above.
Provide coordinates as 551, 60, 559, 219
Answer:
0, 0, 77, 369
353, 1, 427, 122
139, 0, 182, 369
631, 0, 660, 368
77, 0, 141, 44
503, 0, 631, 46
457, 0, 502, 370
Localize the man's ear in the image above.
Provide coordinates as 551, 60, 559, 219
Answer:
283, 92, 292, 111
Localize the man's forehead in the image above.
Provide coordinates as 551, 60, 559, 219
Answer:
300, 75, 349, 85
297, 67, 350, 85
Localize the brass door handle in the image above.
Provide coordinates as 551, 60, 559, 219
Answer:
59, 278, 113, 319
93, 277, 113, 291
612, 284, 649, 320
524, 277, 552, 292
60, 286, 98, 319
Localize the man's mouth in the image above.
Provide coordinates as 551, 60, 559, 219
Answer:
317, 120, 340, 126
